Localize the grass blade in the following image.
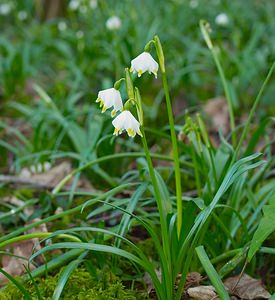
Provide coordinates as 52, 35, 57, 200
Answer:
196, 246, 230, 300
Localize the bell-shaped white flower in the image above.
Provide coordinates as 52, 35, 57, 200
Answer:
130, 52, 159, 78
215, 13, 229, 26
112, 111, 142, 138
106, 16, 122, 31
96, 88, 123, 117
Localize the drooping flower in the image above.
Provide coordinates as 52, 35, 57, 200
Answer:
96, 88, 123, 117
0, 3, 12, 15
58, 21, 67, 31
112, 111, 142, 138
106, 16, 122, 31
130, 52, 159, 78
89, 0, 98, 9
189, 0, 199, 9
69, 0, 80, 11
215, 13, 229, 26
18, 11, 28, 21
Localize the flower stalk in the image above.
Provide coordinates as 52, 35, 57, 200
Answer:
154, 35, 183, 236
200, 20, 236, 147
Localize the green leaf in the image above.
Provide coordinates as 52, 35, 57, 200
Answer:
53, 257, 85, 300
248, 204, 275, 261
196, 246, 230, 300
0, 268, 33, 300
154, 169, 172, 214
219, 245, 249, 278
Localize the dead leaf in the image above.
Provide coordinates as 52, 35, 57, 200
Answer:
203, 97, 229, 134
0, 161, 95, 191
185, 272, 204, 289
0, 240, 38, 286
144, 269, 162, 293
26, 161, 71, 186
224, 273, 271, 299
187, 285, 219, 300
0, 218, 47, 286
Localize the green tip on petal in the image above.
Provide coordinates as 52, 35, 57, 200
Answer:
127, 128, 136, 137
101, 105, 107, 113
113, 128, 119, 136
111, 109, 116, 118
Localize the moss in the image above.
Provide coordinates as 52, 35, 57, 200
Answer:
0, 268, 148, 299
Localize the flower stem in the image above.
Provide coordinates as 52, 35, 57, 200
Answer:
234, 61, 275, 160
140, 126, 173, 300
200, 20, 236, 147
162, 73, 183, 236
154, 36, 183, 236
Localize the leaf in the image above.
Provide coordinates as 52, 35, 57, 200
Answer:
196, 246, 230, 300
0, 268, 33, 300
154, 169, 172, 214
248, 204, 275, 261
224, 273, 271, 299
53, 258, 84, 300
116, 183, 149, 248
219, 245, 249, 278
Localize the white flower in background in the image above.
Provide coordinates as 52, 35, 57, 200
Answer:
58, 21, 67, 31
30, 162, 52, 173
96, 88, 123, 117
112, 111, 142, 138
106, 16, 122, 31
130, 52, 159, 78
215, 13, 229, 26
18, 10, 28, 21
0, 3, 12, 15
76, 30, 84, 39
89, 0, 98, 9
69, 0, 80, 11
189, 0, 198, 9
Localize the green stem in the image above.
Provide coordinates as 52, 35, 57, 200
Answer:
212, 48, 236, 146
234, 61, 275, 160
154, 35, 182, 235
210, 248, 241, 265
0, 233, 81, 249
161, 72, 183, 236
140, 127, 173, 300
200, 20, 236, 147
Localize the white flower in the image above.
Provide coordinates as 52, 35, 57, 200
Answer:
112, 111, 142, 138
76, 30, 84, 39
130, 52, 159, 78
106, 16, 122, 31
189, 0, 199, 9
58, 21, 67, 31
0, 3, 12, 15
89, 0, 98, 9
69, 0, 80, 11
18, 11, 28, 21
96, 88, 123, 117
215, 13, 229, 26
